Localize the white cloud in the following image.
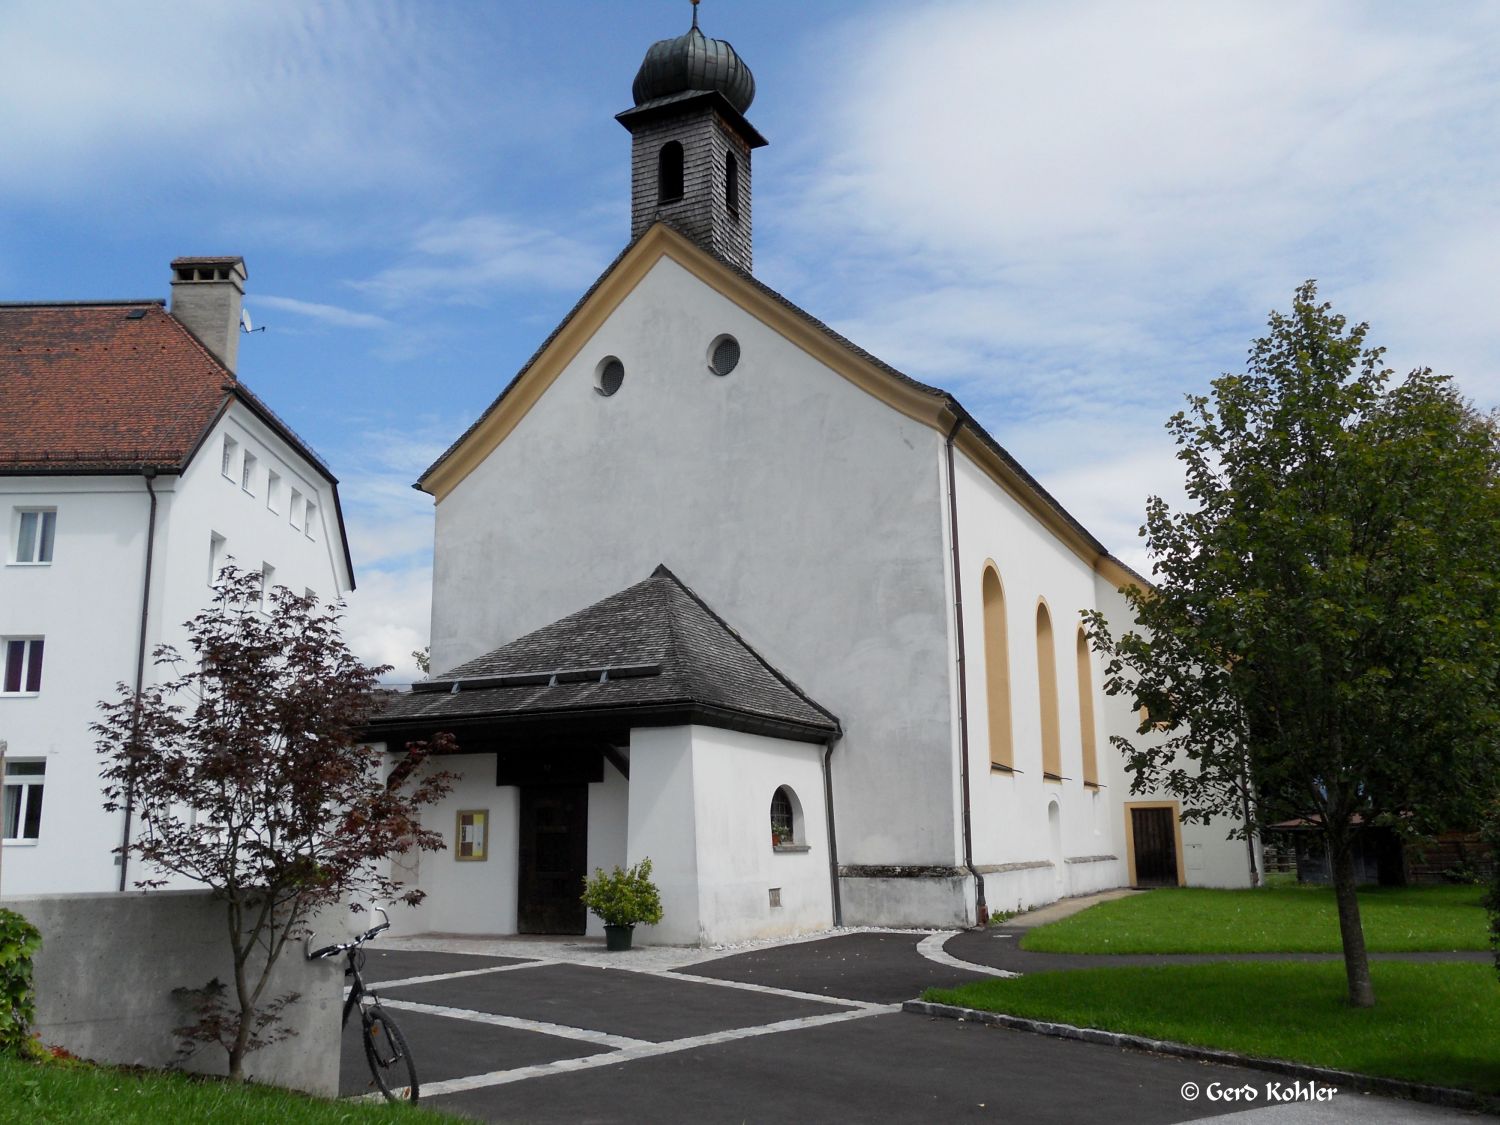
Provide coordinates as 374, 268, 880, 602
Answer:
765, 0, 1500, 553
352, 216, 606, 306
0, 0, 504, 199
340, 563, 432, 686
253, 295, 389, 331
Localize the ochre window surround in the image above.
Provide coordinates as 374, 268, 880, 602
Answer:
1036, 599, 1062, 781
1076, 626, 1100, 787
981, 563, 1013, 771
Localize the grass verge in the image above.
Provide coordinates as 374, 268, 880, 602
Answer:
924, 961, 1500, 1095
0, 1054, 462, 1124
1021, 885, 1487, 954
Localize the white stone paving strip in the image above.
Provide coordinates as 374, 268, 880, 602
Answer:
653, 968, 883, 1010
377, 997, 651, 1050
372, 960, 556, 991
415, 1004, 902, 1099
915, 931, 1019, 978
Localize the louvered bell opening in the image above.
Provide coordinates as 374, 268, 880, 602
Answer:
596, 357, 625, 397
709, 335, 740, 376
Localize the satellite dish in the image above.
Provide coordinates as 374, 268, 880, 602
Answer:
240, 308, 254, 334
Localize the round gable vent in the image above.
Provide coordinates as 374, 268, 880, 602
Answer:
595, 356, 625, 396
708, 335, 740, 376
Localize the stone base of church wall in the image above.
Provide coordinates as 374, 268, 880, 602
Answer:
837, 868, 975, 928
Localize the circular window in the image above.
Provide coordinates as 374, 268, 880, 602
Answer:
708, 335, 740, 377
595, 356, 625, 397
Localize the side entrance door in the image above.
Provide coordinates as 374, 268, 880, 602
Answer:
518, 784, 589, 934
1131, 806, 1180, 887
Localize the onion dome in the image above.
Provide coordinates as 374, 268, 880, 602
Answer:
631, 23, 755, 114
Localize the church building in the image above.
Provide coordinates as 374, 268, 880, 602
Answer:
367, 11, 1257, 946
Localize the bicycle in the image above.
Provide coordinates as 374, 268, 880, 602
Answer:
307, 906, 420, 1102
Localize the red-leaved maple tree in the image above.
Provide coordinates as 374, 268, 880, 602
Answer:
95, 566, 453, 1080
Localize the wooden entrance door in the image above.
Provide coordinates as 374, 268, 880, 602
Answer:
1131, 807, 1180, 887
518, 785, 589, 934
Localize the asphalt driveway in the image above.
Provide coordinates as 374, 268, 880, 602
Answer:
339, 935, 1480, 1124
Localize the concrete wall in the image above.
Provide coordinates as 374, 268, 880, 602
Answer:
4, 890, 342, 1095
429, 254, 958, 890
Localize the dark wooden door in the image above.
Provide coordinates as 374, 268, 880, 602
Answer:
1131, 807, 1179, 887
518, 785, 589, 934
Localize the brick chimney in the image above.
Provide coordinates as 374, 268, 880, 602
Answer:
169, 256, 247, 372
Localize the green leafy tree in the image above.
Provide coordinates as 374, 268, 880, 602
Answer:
1086, 282, 1500, 1008
95, 567, 455, 1079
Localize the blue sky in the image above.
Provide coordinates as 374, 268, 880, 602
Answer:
4, 0, 1498, 681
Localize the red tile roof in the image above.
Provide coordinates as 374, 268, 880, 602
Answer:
0, 298, 356, 588
0, 301, 231, 471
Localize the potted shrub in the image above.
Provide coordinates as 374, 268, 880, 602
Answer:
580, 858, 664, 951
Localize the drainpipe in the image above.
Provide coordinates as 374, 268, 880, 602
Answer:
821, 737, 842, 927
945, 417, 987, 926
118, 468, 159, 891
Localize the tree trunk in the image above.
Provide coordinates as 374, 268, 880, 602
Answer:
1329, 836, 1375, 1008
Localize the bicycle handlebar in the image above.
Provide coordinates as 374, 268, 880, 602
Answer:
306, 907, 391, 960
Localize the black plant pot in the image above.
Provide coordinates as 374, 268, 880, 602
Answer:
604, 924, 634, 952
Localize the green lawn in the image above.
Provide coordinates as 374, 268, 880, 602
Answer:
925, 962, 1500, 1095
0, 1055, 463, 1125
1021, 885, 1488, 954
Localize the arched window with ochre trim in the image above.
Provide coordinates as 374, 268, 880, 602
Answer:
658, 141, 684, 203
981, 564, 1013, 771
1076, 626, 1099, 787
1036, 600, 1062, 781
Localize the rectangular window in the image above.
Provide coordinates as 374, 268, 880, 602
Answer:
260, 562, 276, 612
266, 471, 281, 513
303, 500, 317, 540
221, 435, 239, 480
2, 638, 45, 694
289, 489, 303, 532
208, 532, 227, 585
13, 509, 57, 564
241, 451, 258, 495
2, 760, 45, 841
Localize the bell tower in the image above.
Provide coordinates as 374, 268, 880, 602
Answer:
617, 3, 766, 272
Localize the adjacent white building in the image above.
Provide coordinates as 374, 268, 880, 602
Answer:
367, 16, 1258, 946
0, 257, 354, 895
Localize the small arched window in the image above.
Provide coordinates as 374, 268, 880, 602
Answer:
1037, 601, 1062, 781
770, 785, 800, 846
658, 141, 684, 203
725, 151, 739, 215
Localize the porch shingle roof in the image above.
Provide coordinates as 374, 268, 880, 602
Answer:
371, 565, 839, 742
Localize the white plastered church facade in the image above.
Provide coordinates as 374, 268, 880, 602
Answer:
368, 16, 1257, 946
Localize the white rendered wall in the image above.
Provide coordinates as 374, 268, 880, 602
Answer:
0, 477, 155, 894
687, 727, 832, 945
950, 452, 1129, 912
626, 726, 700, 945
429, 255, 958, 883
583, 761, 630, 938
0, 406, 350, 896
383, 752, 519, 937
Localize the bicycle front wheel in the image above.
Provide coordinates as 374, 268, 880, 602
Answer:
362, 1005, 420, 1102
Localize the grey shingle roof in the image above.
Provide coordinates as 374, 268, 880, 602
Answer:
370, 565, 840, 742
